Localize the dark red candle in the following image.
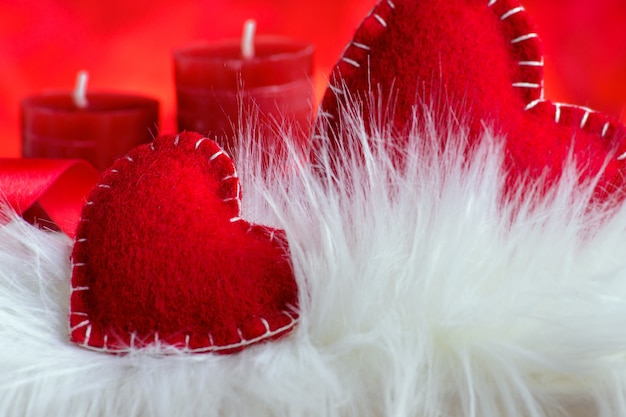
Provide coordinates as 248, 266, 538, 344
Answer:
21, 79, 159, 172
174, 23, 314, 157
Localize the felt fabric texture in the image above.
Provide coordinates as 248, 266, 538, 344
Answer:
5, 109, 626, 416
70, 131, 298, 354
316, 0, 626, 200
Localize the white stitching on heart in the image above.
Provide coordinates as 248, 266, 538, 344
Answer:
524, 99, 542, 111
195, 137, 209, 150
73, 303, 298, 354
204, 144, 243, 214
326, 0, 393, 100
181, 312, 298, 354
209, 150, 226, 162
554, 103, 562, 123
488, 0, 619, 144
525, 100, 613, 142
261, 318, 271, 333
71, 319, 90, 332
541, 102, 621, 143
342, 57, 361, 68
318, 0, 624, 168
580, 109, 591, 129
510, 33, 539, 44
372, 13, 388, 27
352, 42, 371, 51
518, 60, 544, 67
512, 82, 541, 89
72, 135, 295, 354
83, 324, 92, 347
500, 6, 524, 20
199, 138, 243, 218
497, 2, 544, 106
327, 0, 546, 111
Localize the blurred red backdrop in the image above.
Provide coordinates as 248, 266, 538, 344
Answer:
1, 0, 624, 158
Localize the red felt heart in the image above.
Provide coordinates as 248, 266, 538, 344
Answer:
317, 0, 626, 199
69, 132, 298, 354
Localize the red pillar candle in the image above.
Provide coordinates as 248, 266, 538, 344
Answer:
21, 72, 159, 172
173, 21, 314, 157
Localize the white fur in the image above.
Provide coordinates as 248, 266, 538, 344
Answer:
2, 99, 626, 417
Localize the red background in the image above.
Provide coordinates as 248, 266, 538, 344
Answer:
1, 0, 625, 158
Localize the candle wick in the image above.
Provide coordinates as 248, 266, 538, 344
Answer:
73, 70, 89, 109
241, 19, 256, 59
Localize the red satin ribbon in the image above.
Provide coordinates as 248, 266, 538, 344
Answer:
0, 159, 99, 238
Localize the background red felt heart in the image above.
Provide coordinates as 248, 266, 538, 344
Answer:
317, 0, 626, 200
70, 131, 298, 354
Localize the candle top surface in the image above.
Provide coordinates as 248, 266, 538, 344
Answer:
174, 36, 314, 90
174, 36, 313, 62
22, 92, 159, 114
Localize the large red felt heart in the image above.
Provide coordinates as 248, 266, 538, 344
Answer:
70, 132, 298, 354
316, 0, 626, 199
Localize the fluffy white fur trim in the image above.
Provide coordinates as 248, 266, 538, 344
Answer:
2, 102, 626, 417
